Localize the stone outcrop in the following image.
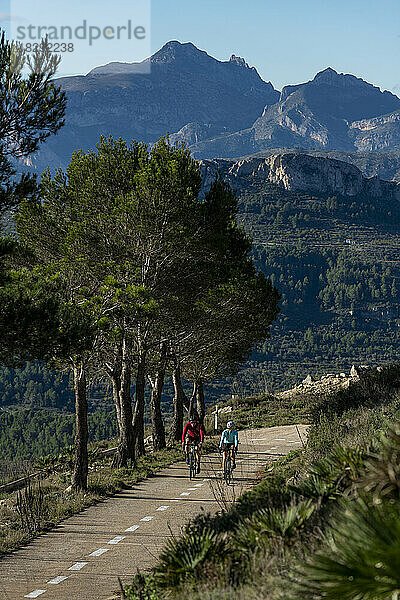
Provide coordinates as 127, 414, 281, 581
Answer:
278, 364, 382, 399
201, 153, 400, 199
350, 110, 400, 152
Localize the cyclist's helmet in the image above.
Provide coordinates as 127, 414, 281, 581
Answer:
227, 421, 235, 429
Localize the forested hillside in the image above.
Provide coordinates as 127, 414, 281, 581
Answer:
0, 409, 117, 464
2, 166, 400, 413
236, 177, 400, 390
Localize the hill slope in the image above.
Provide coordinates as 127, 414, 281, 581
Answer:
201, 153, 400, 391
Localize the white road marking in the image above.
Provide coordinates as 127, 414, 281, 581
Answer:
270, 447, 278, 450
125, 525, 140, 532
108, 536, 126, 545
140, 516, 153, 522
47, 575, 69, 585
203, 478, 211, 481
24, 592, 46, 599
288, 441, 301, 444
89, 548, 109, 557
251, 438, 266, 441
156, 506, 169, 511
180, 492, 190, 496
68, 562, 87, 571
274, 438, 286, 441
187, 488, 197, 490
194, 483, 203, 487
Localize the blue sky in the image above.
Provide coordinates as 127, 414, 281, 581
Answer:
1, 0, 399, 93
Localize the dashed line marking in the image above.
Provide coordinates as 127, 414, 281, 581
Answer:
140, 516, 153, 522
47, 575, 69, 585
274, 438, 286, 441
108, 536, 125, 545
89, 548, 109, 557
125, 525, 140, 532
24, 592, 46, 599
187, 488, 197, 490
251, 438, 266, 441
68, 562, 87, 571
180, 492, 190, 496
194, 484, 203, 487
270, 447, 278, 450
156, 506, 169, 511
203, 478, 211, 481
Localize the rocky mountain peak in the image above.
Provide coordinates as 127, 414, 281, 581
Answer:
313, 66, 339, 83
229, 54, 250, 68
150, 40, 210, 64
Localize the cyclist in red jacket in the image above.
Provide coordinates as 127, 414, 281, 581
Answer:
182, 414, 205, 474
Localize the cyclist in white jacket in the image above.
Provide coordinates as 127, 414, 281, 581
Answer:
219, 421, 239, 472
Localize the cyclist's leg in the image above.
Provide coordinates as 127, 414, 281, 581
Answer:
232, 445, 236, 468
196, 441, 201, 473
185, 437, 191, 464
222, 447, 227, 472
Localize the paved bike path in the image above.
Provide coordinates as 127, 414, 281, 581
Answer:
0, 425, 308, 600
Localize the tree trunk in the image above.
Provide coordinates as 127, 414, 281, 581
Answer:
150, 344, 167, 451
133, 353, 146, 457
112, 373, 122, 431
113, 338, 135, 468
196, 379, 205, 423
188, 381, 196, 419
71, 363, 88, 491
169, 363, 187, 442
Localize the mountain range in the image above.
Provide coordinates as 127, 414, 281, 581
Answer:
27, 40, 400, 180
182, 67, 400, 159
26, 41, 277, 172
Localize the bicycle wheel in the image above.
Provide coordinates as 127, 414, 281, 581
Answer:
224, 453, 232, 485
189, 447, 197, 480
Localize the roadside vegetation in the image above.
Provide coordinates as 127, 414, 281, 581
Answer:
124, 364, 400, 600
0, 442, 186, 556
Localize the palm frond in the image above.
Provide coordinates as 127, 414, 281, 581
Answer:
361, 424, 400, 501
154, 528, 228, 589
294, 497, 400, 600
234, 499, 316, 553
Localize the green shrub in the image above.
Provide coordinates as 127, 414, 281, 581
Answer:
153, 529, 229, 590
125, 573, 161, 600
360, 424, 400, 502
234, 499, 316, 554
290, 446, 364, 503
294, 497, 400, 600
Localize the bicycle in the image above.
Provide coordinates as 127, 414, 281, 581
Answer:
222, 446, 235, 485
188, 442, 199, 480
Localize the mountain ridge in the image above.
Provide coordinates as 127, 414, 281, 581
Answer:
200, 152, 400, 199
28, 40, 400, 171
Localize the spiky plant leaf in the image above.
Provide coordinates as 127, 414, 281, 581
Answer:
294, 497, 400, 600
361, 424, 400, 501
234, 499, 316, 553
290, 446, 364, 502
154, 528, 228, 589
